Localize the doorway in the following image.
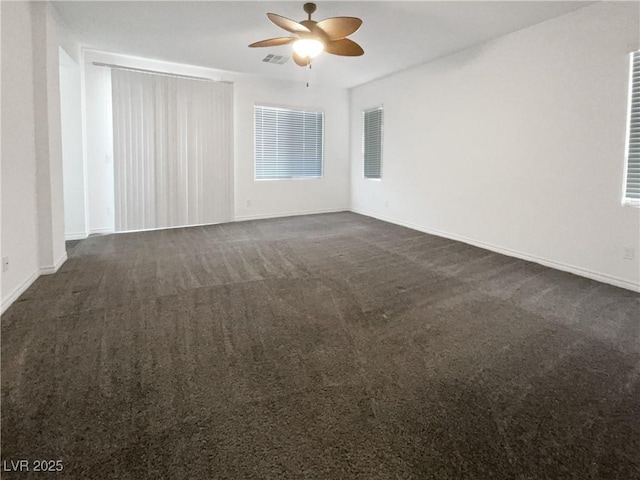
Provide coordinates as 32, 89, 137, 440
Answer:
59, 47, 86, 244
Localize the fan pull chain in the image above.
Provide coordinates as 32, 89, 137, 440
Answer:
306, 60, 312, 88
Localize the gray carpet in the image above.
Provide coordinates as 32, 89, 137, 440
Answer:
65, 239, 82, 253
2, 212, 639, 479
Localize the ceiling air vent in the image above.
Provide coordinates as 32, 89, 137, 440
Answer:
262, 54, 289, 65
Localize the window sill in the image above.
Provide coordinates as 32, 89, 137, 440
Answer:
254, 177, 323, 182
622, 199, 640, 208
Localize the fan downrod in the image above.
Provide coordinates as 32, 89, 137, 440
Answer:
303, 2, 316, 20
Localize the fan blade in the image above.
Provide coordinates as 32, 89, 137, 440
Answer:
300, 20, 318, 31
325, 38, 364, 56
292, 52, 310, 67
267, 13, 311, 34
316, 17, 362, 40
249, 37, 294, 48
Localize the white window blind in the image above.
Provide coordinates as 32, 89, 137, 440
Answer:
111, 69, 234, 232
624, 51, 640, 205
254, 105, 324, 180
364, 107, 383, 179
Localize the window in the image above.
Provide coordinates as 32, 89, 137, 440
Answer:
363, 106, 383, 179
624, 51, 640, 206
254, 105, 324, 180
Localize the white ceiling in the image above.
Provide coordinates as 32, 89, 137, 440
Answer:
53, 1, 594, 89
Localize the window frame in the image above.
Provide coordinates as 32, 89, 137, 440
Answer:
623, 51, 640, 207
363, 105, 384, 180
253, 103, 325, 181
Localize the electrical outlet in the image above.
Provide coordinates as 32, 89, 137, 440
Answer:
384, 200, 389, 207
246, 199, 252, 207
2, 256, 9, 273
623, 247, 635, 260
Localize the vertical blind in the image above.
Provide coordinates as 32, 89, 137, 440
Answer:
254, 105, 324, 179
111, 69, 233, 231
364, 107, 383, 179
625, 51, 640, 203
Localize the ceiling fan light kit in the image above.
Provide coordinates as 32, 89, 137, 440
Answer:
249, 2, 364, 67
292, 38, 324, 58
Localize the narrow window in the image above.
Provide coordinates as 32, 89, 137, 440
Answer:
363, 107, 383, 179
254, 105, 324, 180
624, 51, 640, 206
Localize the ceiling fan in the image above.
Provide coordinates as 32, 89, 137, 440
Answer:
249, 2, 364, 67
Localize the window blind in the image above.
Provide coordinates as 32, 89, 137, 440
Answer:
111, 69, 233, 232
364, 107, 383, 179
254, 105, 324, 180
625, 51, 640, 204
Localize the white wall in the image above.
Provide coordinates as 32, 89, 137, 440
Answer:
83, 57, 114, 234
1, 2, 79, 313
82, 51, 350, 231
60, 47, 86, 239
1, 0, 3, 305
31, 1, 79, 271
349, 1, 640, 291
1, 1, 39, 310
234, 76, 350, 220
45, 4, 79, 263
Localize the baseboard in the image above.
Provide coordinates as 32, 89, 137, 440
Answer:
65, 232, 88, 241
91, 211, 350, 233
40, 252, 68, 275
1, 270, 39, 315
89, 227, 115, 235
2, 252, 69, 314
234, 208, 348, 222
351, 208, 640, 293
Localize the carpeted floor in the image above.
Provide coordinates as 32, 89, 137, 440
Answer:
2, 212, 639, 479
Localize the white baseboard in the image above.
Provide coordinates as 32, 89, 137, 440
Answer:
40, 252, 68, 275
235, 208, 348, 222
90, 210, 350, 234
1, 252, 69, 315
89, 227, 115, 235
1, 270, 39, 315
351, 208, 640, 293
114, 221, 223, 235
65, 232, 88, 241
